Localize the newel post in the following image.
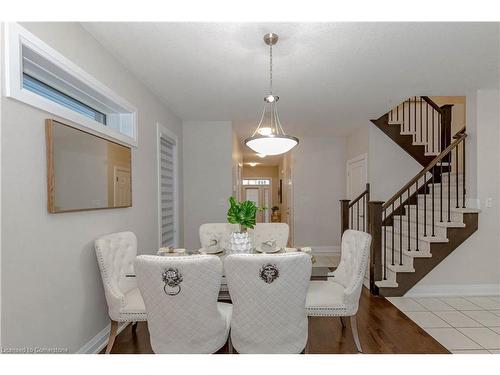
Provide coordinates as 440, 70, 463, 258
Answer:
340, 200, 350, 234
367, 201, 384, 295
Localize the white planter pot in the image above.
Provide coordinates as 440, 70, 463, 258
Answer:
229, 231, 252, 254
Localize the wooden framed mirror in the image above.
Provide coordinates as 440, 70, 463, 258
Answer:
46, 119, 132, 213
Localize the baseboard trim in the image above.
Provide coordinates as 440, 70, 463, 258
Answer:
466, 198, 481, 209
311, 245, 340, 255
405, 283, 500, 298
77, 321, 129, 354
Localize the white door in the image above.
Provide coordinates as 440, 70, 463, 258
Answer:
263, 188, 270, 223
113, 167, 131, 206
347, 154, 368, 200
346, 154, 369, 287
244, 187, 271, 223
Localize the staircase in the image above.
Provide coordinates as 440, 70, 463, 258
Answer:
344, 96, 479, 297
371, 96, 453, 168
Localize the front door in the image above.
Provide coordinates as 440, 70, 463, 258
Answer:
244, 186, 271, 223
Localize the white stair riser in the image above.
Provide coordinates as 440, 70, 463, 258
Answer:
375, 279, 398, 288
428, 181, 464, 189
380, 244, 430, 269
392, 225, 447, 243
381, 244, 414, 268
403, 207, 465, 224
440, 175, 465, 183
417, 194, 465, 204
393, 219, 448, 238
380, 266, 398, 283
381, 228, 432, 252
399, 214, 465, 228
388, 99, 442, 155
382, 252, 413, 269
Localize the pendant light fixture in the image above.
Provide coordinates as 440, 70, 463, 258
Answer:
244, 33, 299, 156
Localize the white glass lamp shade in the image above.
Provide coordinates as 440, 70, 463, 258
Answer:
245, 135, 298, 156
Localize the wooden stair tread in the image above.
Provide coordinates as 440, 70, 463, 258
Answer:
375, 280, 398, 288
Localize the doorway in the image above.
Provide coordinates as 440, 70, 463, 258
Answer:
346, 153, 369, 287
113, 167, 131, 206
347, 153, 368, 200
243, 178, 271, 223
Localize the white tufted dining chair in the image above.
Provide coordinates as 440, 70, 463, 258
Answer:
94, 231, 147, 354
199, 223, 239, 251
250, 223, 289, 249
305, 230, 371, 353
225, 252, 312, 353
135, 254, 232, 354
199, 223, 289, 250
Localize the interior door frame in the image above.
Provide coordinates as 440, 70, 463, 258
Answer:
346, 153, 369, 287
156, 122, 179, 248
346, 153, 368, 200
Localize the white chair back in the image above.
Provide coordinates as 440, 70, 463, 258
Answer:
199, 223, 239, 250
333, 229, 372, 314
95, 231, 138, 321
135, 255, 230, 353
250, 223, 289, 249
225, 252, 312, 353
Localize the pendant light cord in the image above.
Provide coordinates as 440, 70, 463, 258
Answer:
269, 42, 273, 95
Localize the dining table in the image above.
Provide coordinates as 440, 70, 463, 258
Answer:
157, 247, 332, 302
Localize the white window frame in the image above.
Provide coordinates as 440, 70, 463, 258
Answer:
156, 123, 179, 248
3, 23, 138, 147
242, 178, 272, 186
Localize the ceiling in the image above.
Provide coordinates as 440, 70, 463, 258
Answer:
82, 22, 499, 165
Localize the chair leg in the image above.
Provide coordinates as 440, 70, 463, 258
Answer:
105, 320, 118, 354
227, 333, 234, 354
350, 315, 363, 353
339, 316, 346, 329
132, 321, 138, 333
305, 316, 311, 354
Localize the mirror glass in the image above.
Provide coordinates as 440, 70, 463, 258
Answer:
46, 119, 132, 213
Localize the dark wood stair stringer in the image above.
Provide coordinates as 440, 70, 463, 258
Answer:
378, 212, 478, 297
371, 113, 435, 167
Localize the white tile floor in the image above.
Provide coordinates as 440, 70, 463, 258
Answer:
387, 296, 500, 354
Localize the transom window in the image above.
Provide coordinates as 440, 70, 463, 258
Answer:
5, 23, 138, 147
242, 179, 271, 186
22, 74, 107, 125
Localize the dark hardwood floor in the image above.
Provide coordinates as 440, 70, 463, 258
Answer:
105, 288, 449, 354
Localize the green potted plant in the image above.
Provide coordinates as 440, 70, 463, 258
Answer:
227, 197, 261, 253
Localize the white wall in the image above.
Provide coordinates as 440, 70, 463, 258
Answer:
347, 126, 369, 160
368, 125, 422, 202
409, 89, 500, 295
182, 121, 233, 250
346, 123, 422, 203
292, 137, 347, 251
1, 23, 183, 352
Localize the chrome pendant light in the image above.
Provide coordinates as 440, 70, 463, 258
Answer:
244, 33, 298, 156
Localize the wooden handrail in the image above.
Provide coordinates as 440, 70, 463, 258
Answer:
421, 96, 443, 114
349, 183, 370, 208
382, 130, 467, 209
